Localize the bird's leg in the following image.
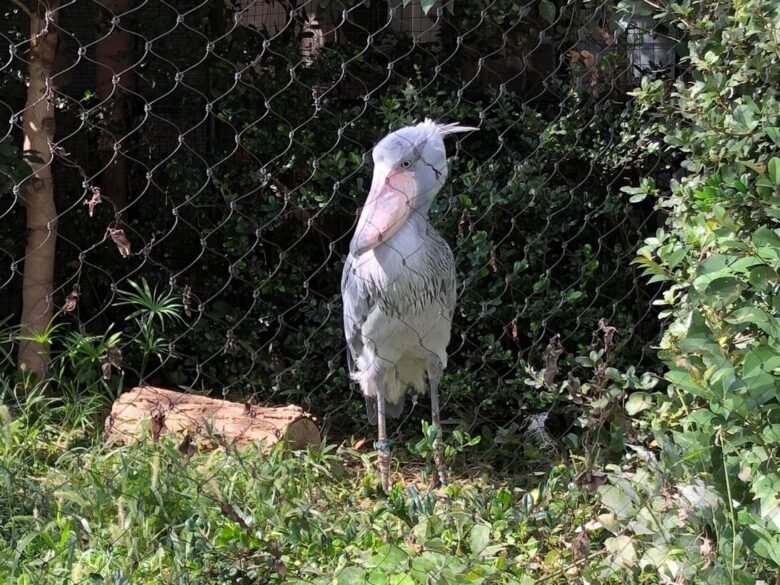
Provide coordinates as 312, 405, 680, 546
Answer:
375, 382, 391, 491
427, 356, 446, 487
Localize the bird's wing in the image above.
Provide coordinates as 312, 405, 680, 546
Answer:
341, 253, 369, 370
341, 254, 381, 423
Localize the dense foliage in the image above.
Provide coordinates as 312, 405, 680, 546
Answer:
626, 0, 780, 580
4, 0, 779, 582
0, 0, 662, 431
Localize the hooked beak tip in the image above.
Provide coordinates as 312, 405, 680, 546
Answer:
351, 236, 377, 257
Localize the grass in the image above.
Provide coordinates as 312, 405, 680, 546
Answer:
0, 388, 626, 585
0, 316, 759, 584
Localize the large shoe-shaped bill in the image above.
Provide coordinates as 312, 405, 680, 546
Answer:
352, 166, 416, 256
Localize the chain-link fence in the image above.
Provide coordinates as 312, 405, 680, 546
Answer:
0, 0, 685, 580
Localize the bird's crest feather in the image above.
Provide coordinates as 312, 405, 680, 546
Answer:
421, 117, 479, 136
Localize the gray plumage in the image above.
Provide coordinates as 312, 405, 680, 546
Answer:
342, 214, 456, 420
340, 118, 477, 488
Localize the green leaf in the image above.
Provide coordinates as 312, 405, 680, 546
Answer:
411, 552, 444, 574
678, 481, 721, 512
732, 104, 759, 132
743, 371, 776, 408
632, 256, 669, 280
753, 226, 780, 248
604, 535, 636, 570
753, 474, 780, 530
665, 369, 707, 397
698, 254, 735, 275
752, 530, 780, 565
703, 276, 741, 306
0, 142, 16, 157
766, 127, 780, 147
368, 544, 409, 570
598, 483, 635, 520
419, 0, 436, 14
726, 306, 771, 330
749, 266, 776, 290
743, 345, 780, 377
470, 524, 490, 556
762, 424, 780, 444
664, 247, 687, 269
337, 567, 366, 584
769, 157, 780, 185
539, 0, 555, 24
625, 392, 652, 416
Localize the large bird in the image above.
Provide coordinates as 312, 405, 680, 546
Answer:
341, 118, 477, 489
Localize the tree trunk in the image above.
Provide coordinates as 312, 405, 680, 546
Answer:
105, 386, 321, 451
95, 0, 134, 221
18, 3, 60, 378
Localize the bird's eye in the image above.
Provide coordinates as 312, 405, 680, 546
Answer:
400, 160, 412, 169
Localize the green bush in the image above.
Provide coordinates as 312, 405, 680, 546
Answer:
631, 0, 780, 579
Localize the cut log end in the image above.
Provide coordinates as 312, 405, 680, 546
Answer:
105, 386, 321, 452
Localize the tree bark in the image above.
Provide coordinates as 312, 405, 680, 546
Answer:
105, 386, 321, 451
95, 0, 134, 221
18, 2, 60, 378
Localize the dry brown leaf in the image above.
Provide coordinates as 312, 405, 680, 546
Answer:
100, 358, 112, 380
543, 334, 564, 386
107, 345, 123, 367
572, 528, 591, 561
598, 319, 617, 354
108, 227, 131, 258
48, 138, 70, 158
699, 537, 714, 569
458, 208, 469, 238
220, 503, 251, 532
677, 507, 689, 529
85, 185, 102, 217
575, 468, 607, 492
150, 410, 166, 444
63, 287, 79, 313
581, 49, 595, 70
178, 432, 196, 465
182, 284, 193, 317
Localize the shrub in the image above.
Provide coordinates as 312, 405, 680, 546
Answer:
633, 0, 780, 579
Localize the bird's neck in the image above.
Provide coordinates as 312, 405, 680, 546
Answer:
412, 181, 441, 216
403, 212, 433, 240
356, 213, 433, 264
356, 214, 436, 278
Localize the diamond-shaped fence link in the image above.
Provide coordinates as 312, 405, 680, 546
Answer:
0, 0, 682, 580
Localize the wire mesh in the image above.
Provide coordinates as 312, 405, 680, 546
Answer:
0, 0, 684, 581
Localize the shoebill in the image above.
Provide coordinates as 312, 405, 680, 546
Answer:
341, 119, 477, 489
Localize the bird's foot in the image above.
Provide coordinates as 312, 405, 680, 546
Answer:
434, 440, 447, 487
375, 439, 392, 491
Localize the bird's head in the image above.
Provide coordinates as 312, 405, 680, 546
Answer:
351, 118, 477, 256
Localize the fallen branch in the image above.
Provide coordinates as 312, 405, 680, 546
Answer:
105, 386, 321, 451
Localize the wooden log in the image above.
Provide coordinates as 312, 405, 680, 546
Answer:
105, 386, 321, 451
